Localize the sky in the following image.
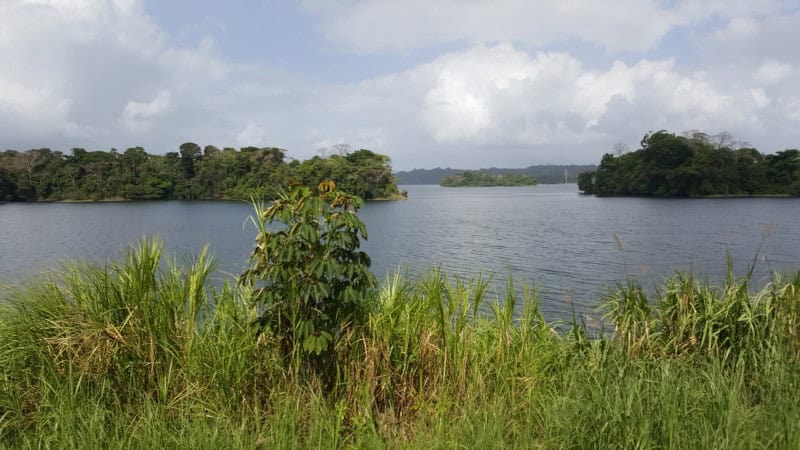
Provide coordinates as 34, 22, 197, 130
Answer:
2, 0, 800, 170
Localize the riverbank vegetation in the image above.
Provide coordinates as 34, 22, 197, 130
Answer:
396, 164, 595, 184
578, 130, 800, 196
1, 182, 799, 448
0, 144, 404, 201
1, 244, 798, 448
440, 170, 537, 187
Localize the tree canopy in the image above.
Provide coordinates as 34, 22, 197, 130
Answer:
396, 165, 595, 184
440, 171, 537, 187
0, 145, 405, 201
578, 131, 800, 197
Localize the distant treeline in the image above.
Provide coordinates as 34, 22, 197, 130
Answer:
440, 171, 537, 187
578, 131, 800, 197
395, 165, 597, 185
0, 144, 404, 202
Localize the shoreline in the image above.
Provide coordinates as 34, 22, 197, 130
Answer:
20, 193, 411, 203
587, 193, 797, 199
2, 248, 798, 447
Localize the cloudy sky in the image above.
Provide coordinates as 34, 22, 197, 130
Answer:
2, 0, 800, 170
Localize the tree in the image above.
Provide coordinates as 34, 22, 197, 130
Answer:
331, 143, 352, 156
121, 147, 148, 179
0, 144, 404, 201
577, 171, 595, 193
203, 145, 220, 158
582, 130, 800, 197
0, 167, 17, 201
179, 142, 202, 178
593, 153, 621, 194
711, 131, 736, 149
640, 131, 694, 195
765, 150, 800, 193
733, 148, 765, 194
440, 170, 536, 187
241, 180, 375, 377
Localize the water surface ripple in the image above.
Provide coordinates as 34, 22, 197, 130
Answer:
2, 184, 799, 320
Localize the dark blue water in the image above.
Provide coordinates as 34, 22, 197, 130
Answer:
2, 184, 799, 319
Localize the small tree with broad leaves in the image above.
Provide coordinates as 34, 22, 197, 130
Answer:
241, 180, 375, 376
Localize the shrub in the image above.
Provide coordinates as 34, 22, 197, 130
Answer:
241, 180, 376, 374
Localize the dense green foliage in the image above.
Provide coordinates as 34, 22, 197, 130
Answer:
0, 145, 404, 201
2, 234, 800, 446
440, 170, 537, 187
396, 164, 595, 184
579, 131, 800, 196
0, 167, 16, 201
241, 181, 375, 374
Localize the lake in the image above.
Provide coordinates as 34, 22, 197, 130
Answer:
1, 184, 799, 320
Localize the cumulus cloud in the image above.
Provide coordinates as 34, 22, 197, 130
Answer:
0, 77, 72, 129
282, 41, 800, 167
704, 13, 800, 64
0, 0, 263, 151
1, 0, 800, 169
120, 90, 171, 132
410, 47, 748, 146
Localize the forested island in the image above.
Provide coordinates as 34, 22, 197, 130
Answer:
0, 144, 405, 201
396, 164, 595, 184
578, 131, 800, 197
440, 171, 537, 187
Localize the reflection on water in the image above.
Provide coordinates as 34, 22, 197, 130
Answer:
1, 184, 799, 320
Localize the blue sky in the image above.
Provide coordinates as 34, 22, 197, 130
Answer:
2, 0, 800, 169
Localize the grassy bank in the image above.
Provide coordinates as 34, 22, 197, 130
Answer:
1, 240, 799, 448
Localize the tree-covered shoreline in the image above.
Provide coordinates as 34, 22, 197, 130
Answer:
440, 170, 537, 187
396, 164, 596, 184
0, 144, 406, 202
578, 131, 800, 197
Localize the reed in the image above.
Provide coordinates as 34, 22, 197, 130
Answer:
1, 239, 798, 448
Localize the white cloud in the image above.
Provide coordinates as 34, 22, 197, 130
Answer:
0, 0, 163, 144
0, 0, 277, 151
120, 90, 171, 132
749, 88, 771, 108
714, 17, 761, 40
401, 46, 744, 149
1, 0, 800, 169
754, 60, 793, 84
301, 0, 787, 54
301, 0, 677, 53
236, 123, 267, 146
0, 77, 70, 123
703, 13, 800, 65
266, 42, 798, 168
784, 99, 800, 123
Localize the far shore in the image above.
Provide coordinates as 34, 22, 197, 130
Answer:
41, 194, 409, 203
589, 193, 796, 199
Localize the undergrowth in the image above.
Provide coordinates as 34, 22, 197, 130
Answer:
1, 239, 798, 448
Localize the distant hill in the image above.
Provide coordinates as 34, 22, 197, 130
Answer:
394, 165, 597, 185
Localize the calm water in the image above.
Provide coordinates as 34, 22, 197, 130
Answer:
1, 184, 799, 319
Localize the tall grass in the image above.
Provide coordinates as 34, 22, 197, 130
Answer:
1, 238, 799, 448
